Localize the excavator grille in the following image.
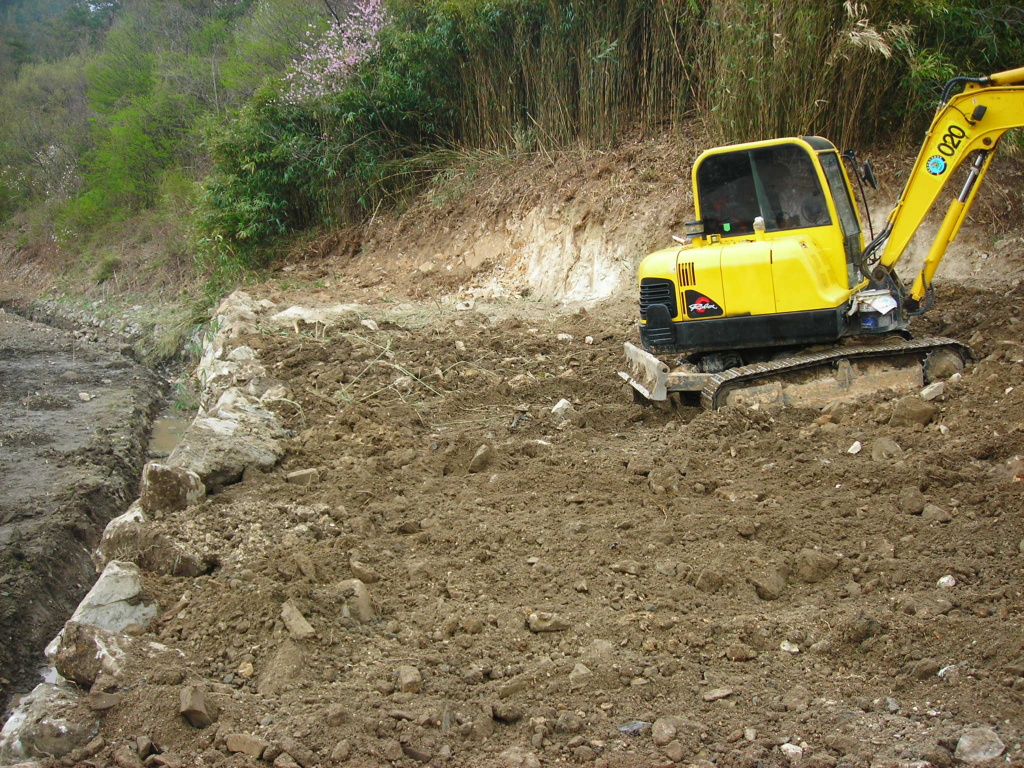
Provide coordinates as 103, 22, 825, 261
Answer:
639, 278, 678, 320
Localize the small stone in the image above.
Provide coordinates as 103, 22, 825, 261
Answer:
336, 579, 375, 622
954, 728, 1005, 763
871, 437, 903, 461
610, 561, 641, 576
330, 740, 351, 762
780, 641, 801, 654
569, 663, 593, 690
397, 665, 423, 693
652, 718, 677, 746
909, 659, 937, 675
663, 740, 686, 762
237, 661, 254, 679
360, 318, 379, 331
112, 744, 143, 768
527, 611, 569, 632
937, 574, 957, 588
402, 744, 432, 763
694, 569, 723, 593
938, 665, 961, 684
179, 686, 217, 729
793, 548, 838, 583
225, 733, 270, 758
285, 468, 319, 485
725, 643, 756, 662
349, 558, 380, 583
281, 600, 316, 640
744, 728, 757, 742
922, 503, 953, 523
273, 753, 302, 768
750, 568, 787, 600
847, 441, 862, 454
889, 396, 937, 427
79, 392, 92, 402
87, 691, 122, 711
920, 381, 945, 401
702, 687, 734, 702
468, 444, 493, 473
899, 486, 927, 515
780, 743, 803, 762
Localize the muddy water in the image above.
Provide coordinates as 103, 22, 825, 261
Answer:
0, 308, 162, 709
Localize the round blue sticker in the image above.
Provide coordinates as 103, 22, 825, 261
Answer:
927, 155, 947, 175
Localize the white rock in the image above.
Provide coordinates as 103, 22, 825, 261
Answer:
920, 381, 945, 401
0, 683, 97, 761
226, 345, 256, 362
937, 575, 957, 588
78, 392, 92, 402
780, 641, 800, 654
551, 399, 573, 417
954, 728, 1005, 763
556, 333, 573, 342
847, 441, 862, 455
268, 304, 359, 329
360, 319, 379, 332
780, 743, 803, 761
45, 561, 157, 660
584, 336, 594, 344
456, 300, 475, 311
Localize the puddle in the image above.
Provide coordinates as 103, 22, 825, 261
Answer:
148, 416, 191, 456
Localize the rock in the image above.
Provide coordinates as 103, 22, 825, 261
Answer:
750, 568, 787, 600
335, 579, 376, 622
702, 688, 734, 702
782, 686, 810, 712
139, 463, 206, 514
349, 558, 380, 583
397, 665, 423, 693
922, 503, 953, 523
569, 663, 593, 690
847, 440, 862, 454
168, 393, 284, 487
112, 743, 143, 768
45, 561, 158, 661
898, 486, 927, 515
920, 381, 945, 401
402, 743, 432, 763
179, 686, 217, 728
267, 303, 359, 329
780, 641, 801, 654
663, 739, 686, 762
780, 743, 804, 762
610, 561, 642, 576
281, 600, 316, 640
889, 396, 937, 427
0, 683, 99, 761
226, 733, 269, 758
648, 466, 682, 494
285, 468, 320, 485
617, 721, 652, 736
954, 728, 1005, 763
87, 691, 122, 711
258, 640, 305, 697
273, 752, 302, 768
330, 740, 351, 762
468, 444, 494, 473
527, 612, 570, 632
52, 621, 132, 686
325, 705, 350, 726
694, 569, 724, 593
937, 574, 957, 588
793, 549, 838, 583
279, 737, 317, 768
871, 437, 903, 461
555, 710, 583, 733
95, 511, 213, 577
652, 718, 678, 746
725, 643, 757, 662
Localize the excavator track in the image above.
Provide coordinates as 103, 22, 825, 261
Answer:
700, 336, 972, 410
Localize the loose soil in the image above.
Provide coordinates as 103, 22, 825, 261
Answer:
0, 309, 161, 708
6, 138, 1024, 768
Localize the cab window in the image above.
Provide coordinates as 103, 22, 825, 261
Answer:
697, 144, 831, 236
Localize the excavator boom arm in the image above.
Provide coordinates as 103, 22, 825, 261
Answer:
877, 67, 1024, 299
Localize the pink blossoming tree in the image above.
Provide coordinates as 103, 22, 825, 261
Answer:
283, 0, 392, 103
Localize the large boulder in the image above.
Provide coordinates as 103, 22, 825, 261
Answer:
96, 512, 213, 578
52, 621, 132, 687
0, 683, 98, 762
168, 389, 284, 487
139, 463, 205, 515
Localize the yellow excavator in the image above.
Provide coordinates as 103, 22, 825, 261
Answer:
622, 65, 1024, 409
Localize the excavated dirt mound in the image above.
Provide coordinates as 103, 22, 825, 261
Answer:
61, 274, 1024, 768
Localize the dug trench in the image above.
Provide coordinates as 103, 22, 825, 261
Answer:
0, 306, 163, 710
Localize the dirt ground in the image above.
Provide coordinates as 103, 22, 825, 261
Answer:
6, 138, 1024, 768
0, 310, 161, 706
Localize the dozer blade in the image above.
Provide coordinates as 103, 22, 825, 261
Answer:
619, 342, 670, 400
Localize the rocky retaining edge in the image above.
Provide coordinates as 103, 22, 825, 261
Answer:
0, 291, 318, 765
